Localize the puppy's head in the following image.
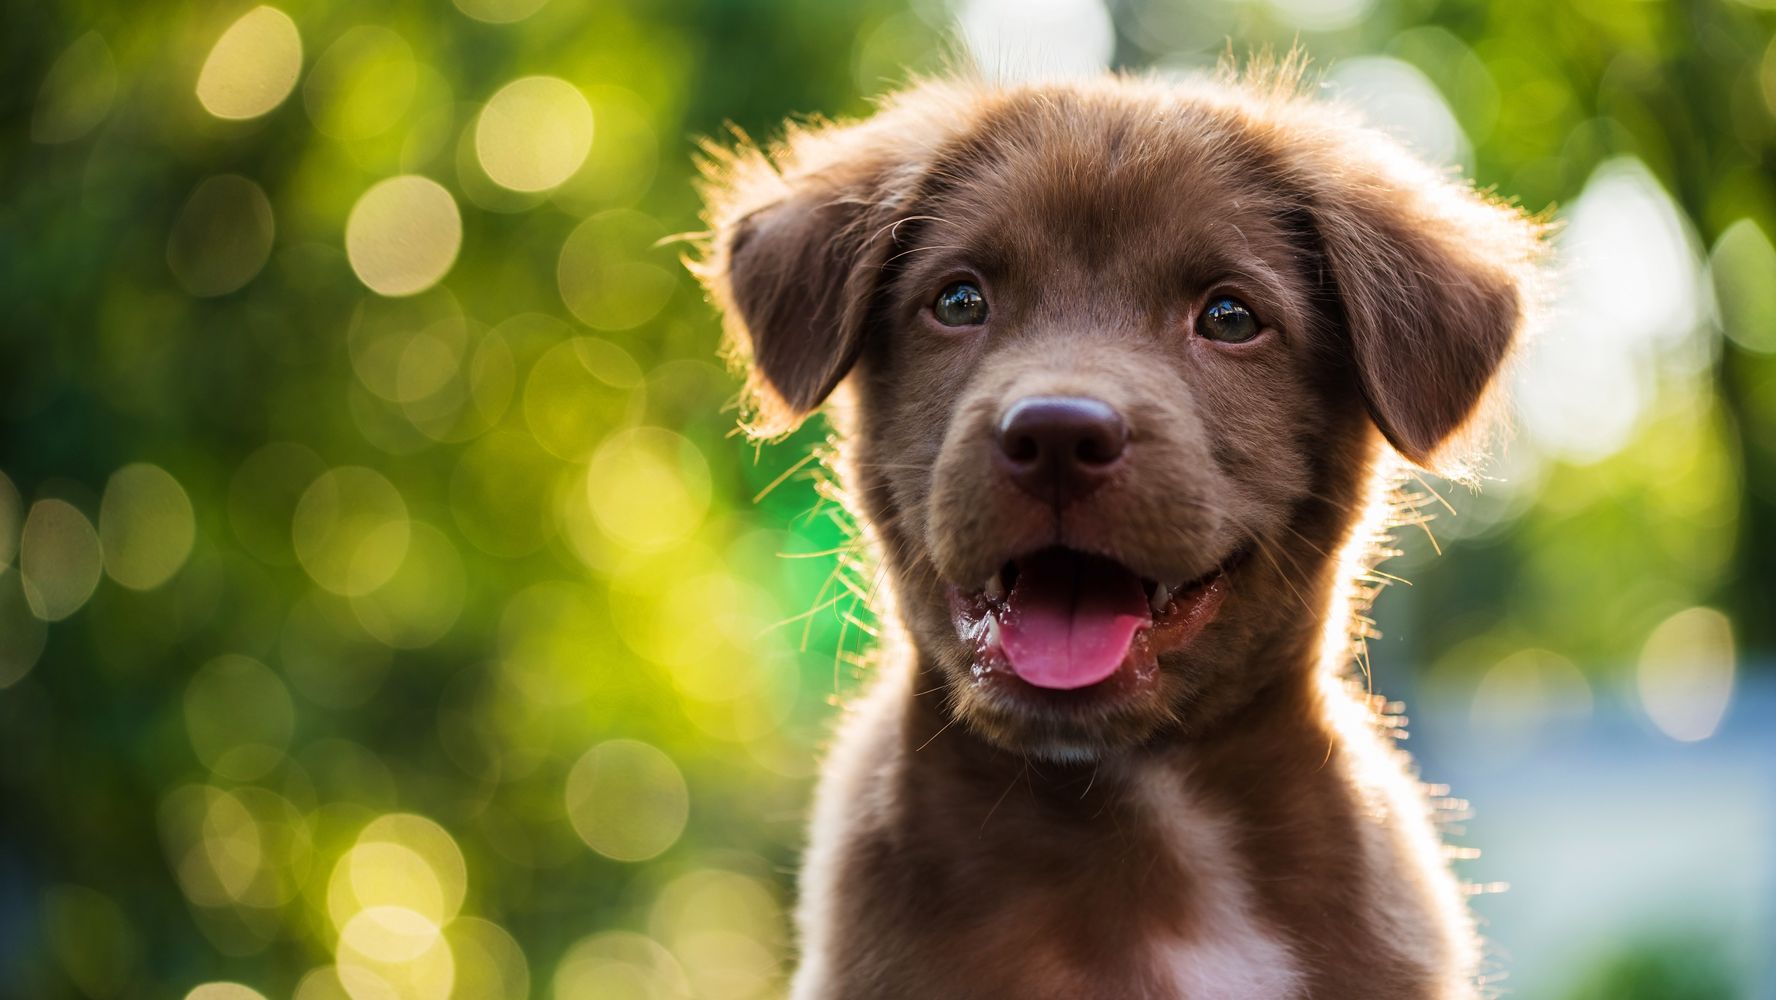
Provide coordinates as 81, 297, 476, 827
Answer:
696, 75, 1541, 759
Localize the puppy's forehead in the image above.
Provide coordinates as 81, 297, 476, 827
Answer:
925, 94, 1281, 254
900, 91, 1303, 318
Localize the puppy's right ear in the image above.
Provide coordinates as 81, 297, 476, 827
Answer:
694, 123, 924, 436
1245, 91, 1545, 474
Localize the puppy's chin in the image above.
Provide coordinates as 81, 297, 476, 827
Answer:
930, 637, 1272, 762
939, 657, 1180, 762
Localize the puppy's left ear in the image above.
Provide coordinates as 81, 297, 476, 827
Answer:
1286, 120, 1545, 471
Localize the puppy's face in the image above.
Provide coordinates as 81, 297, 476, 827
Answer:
700, 79, 1538, 758
858, 134, 1346, 757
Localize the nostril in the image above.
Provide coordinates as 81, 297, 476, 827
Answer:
1076, 417, 1126, 465
1077, 433, 1121, 466
1004, 431, 1040, 465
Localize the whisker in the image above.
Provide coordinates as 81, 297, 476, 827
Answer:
875, 214, 959, 245
1273, 521, 1336, 563
979, 765, 1022, 835
1407, 471, 1459, 517
753, 449, 821, 503
776, 545, 863, 559
914, 714, 959, 753
763, 592, 848, 635
881, 243, 969, 267
1251, 537, 1314, 615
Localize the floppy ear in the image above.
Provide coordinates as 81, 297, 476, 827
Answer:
1286, 122, 1544, 471
693, 118, 929, 437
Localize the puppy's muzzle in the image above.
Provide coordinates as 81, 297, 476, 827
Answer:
994, 395, 1127, 509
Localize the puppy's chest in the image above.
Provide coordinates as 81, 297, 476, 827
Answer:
902, 878, 1298, 1000
1150, 912, 1303, 1000
880, 767, 1305, 999
1136, 773, 1304, 1000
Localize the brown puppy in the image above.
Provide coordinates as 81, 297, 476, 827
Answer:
694, 65, 1542, 999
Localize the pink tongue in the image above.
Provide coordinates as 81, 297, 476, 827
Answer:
998, 550, 1151, 690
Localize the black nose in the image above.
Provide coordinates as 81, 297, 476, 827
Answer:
995, 395, 1128, 506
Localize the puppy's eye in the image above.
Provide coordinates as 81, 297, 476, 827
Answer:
1196, 297, 1261, 343
933, 282, 989, 327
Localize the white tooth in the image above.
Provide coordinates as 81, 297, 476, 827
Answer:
984, 572, 1005, 601
1149, 583, 1171, 615
983, 613, 1003, 648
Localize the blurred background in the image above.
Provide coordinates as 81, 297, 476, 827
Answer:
1, 0, 1772, 997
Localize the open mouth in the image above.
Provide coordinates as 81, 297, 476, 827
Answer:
947, 546, 1242, 692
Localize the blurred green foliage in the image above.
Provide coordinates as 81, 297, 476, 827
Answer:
1562, 935, 1742, 1000
0, 0, 1771, 998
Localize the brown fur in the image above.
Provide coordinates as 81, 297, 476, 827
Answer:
693, 66, 1543, 999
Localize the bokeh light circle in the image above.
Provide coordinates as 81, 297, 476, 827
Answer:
553, 86, 659, 212
196, 7, 301, 121
957, 0, 1114, 82
188, 787, 263, 904
564, 739, 689, 862
585, 428, 711, 552
1637, 606, 1736, 742
325, 812, 470, 987
358, 814, 467, 923
352, 924, 448, 988
394, 324, 466, 403
292, 967, 355, 1000
185, 982, 270, 1000
347, 292, 467, 403
453, 0, 551, 24
0, 572, 47, 689
42, 884, 140, 998
183, 655, 295, 781
649, 866, 787, 997
0, 472, 29, 684
335, 906, 455, 1000
350, 521, 465, 649
1467, 649, 1593, 756
1268, 0, 1377, 32
0, 469, 19, 568
19, 499, 103, 622
100, 463, 196, 590
617, 568, 784, 704
346, 177, 462, 298
1711, 218, 1776, 354
556, 210, 677, 330
445, 918, 530, 1000
292, 467, 412, 597
303, 26, 417, 141
397, 315, 516, 444
1327, 56, 1470, 169
33, 32, 118, 143
158, 783, 315, 910
475, 76, 594, 193
495, 580, 613, 705
167, 175, 276, 297
551, 931, 689, 1000
523, 337, 645, 460
337, 843, 446, 928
